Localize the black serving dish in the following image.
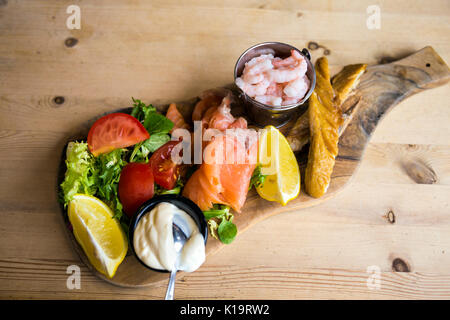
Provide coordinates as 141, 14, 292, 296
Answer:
128, 194, 208, 273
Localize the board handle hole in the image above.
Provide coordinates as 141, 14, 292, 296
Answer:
426, 63, 431, 67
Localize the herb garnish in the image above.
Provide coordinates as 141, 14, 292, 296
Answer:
249, 164, 267, 190
129, 98, 174, 163
203, 204, 237, 244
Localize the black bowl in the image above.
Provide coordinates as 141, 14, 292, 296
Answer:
128, 194, 208, 273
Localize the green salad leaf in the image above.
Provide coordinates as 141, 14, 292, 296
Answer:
61, 144, 130, 235
129, 98, 173, 163
207, 219, 219, 240
144, 112, 174, 134
130, 98, 156, 122
60, 97, 179, 236
60, 142, 97, 205
203, 204, 230, 220
218, 219, 237, 244
144, 133, 171, 152
203, 204, 237, 244
155, 179, 184, 195
249, 164, 267, 190
94, 149, 127, 222
129, 132, 171, 163
130, 97, 173, 134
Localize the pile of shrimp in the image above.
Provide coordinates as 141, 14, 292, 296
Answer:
235, 50, 310, 106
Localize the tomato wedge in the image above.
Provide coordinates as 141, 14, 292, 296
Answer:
118, 162, 154, 218
87, 113, 149, 156
149, 141, 182, 190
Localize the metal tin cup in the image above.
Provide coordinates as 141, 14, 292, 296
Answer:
234, 42, 316, 128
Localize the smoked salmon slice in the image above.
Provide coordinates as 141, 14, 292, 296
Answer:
197, 94, 248, 131
166, 103, 190, 133
182, 132, 257, 212
207, 95, 248, 131
183, 90, 257, 212
192, 93, 223, 122
228, 117, 247, 129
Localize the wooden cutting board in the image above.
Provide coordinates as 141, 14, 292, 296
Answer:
58, 46, 450, 287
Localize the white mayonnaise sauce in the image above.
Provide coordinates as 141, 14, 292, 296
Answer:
133, 202, 205, 272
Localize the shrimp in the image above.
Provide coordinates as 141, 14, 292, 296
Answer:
281, 97, 301, 106
244, 54, 274, 69
192, 92, 223, 121
235, 77, 270, 97
272, 50, 299, 68
244, 57, 273, 75
283, 75, 310, 98
236, 50, 311, 101
242, 72, 265, 85
267, 50, 307, 83
272, 57, 283, 65
267, 59, 307, 83
254, 95, 283, 106
241, 55, 274, 84
265, 82, 284, 97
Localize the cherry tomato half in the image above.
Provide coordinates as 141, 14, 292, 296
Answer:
118, 162, 154, 218
87, 113, 149, 156
149, 141, 181, 190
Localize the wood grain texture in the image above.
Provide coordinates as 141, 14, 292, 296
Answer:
1, 0, 450, 299
57, 48, 450, 288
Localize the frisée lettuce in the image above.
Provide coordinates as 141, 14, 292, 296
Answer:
60, 142, 97, 204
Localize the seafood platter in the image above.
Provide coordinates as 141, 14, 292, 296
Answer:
57, 43, 450, 290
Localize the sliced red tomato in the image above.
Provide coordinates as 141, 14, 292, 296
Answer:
87, 113, 149, 156
118, 162, 154, 218
150, 141, 182, 190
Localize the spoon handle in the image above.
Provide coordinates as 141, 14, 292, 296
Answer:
165, 269, 177, 300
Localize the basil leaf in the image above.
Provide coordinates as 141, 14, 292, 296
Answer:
129, 133, 170, 163
144, 112, 174, 134
130, 98, 174, 135
143, 133, 171, 153
218, 219, 237, 244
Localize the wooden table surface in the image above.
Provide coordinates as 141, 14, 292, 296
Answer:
1, 0, 449, 299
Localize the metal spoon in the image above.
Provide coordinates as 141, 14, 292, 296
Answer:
165, 223, 187, 300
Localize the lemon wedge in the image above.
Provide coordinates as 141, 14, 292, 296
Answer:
256, 125, 300, 205
68, 194, 128, 278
